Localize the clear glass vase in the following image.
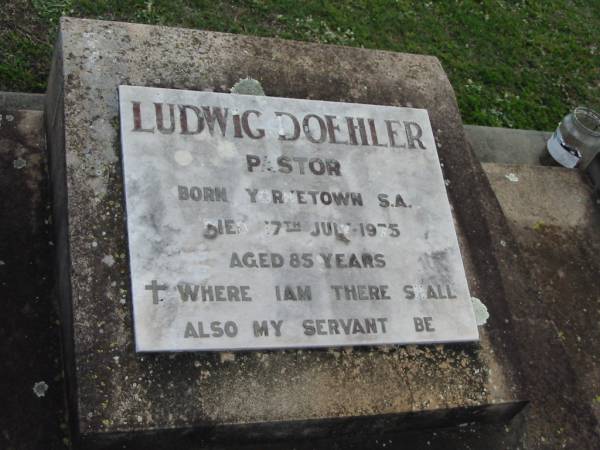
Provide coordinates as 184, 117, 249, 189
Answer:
544, 107, 600, 169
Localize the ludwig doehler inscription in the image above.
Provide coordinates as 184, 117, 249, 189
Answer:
118, 85, 478, 352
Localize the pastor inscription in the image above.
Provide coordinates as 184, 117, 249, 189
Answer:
119, 85, 478, 351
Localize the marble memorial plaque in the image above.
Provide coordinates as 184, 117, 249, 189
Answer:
118, 85, 479, 352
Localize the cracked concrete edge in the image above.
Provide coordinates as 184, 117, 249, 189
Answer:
0, 91, 46, 111
464, 124, 552, 166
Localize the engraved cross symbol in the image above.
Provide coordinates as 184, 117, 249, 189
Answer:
145, 280, 168, 304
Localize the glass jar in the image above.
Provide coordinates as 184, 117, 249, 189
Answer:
544, 107, 600, 169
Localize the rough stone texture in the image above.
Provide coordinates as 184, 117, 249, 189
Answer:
0, 107, 530, 450
483, 163, 600, 449
4, 90, 595, 450
0, 92, 46, 111
464, 125, 551, 166
45, 18, 529, 447
0, 109, 69, 449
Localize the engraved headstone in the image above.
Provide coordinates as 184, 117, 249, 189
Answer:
119, 86, 478, 351
46, 19, 524, 445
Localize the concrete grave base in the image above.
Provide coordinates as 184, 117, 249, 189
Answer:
45, 18, 530, 447
482, 163, 600, 448
7, 105, 600, 448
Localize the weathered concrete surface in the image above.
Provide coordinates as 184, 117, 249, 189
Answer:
82, 416, 528, 450
483, 163, 600, 449
0, 106, 529, 450
46, 18, 530, 447
2, 93, 594, 450
0, 109, 69, 449
465, 125, 551, 166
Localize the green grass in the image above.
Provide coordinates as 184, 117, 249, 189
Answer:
1, 0, 598, 130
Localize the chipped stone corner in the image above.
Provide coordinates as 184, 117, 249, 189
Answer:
231, 77, 266, 96
471, 297, 490, 326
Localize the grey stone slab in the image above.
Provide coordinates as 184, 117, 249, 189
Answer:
46, 18, 527, 446
464, 124, 551, 165
483, 163, 598, 229
483, 163, 600, 449
119, 86, 477, 352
